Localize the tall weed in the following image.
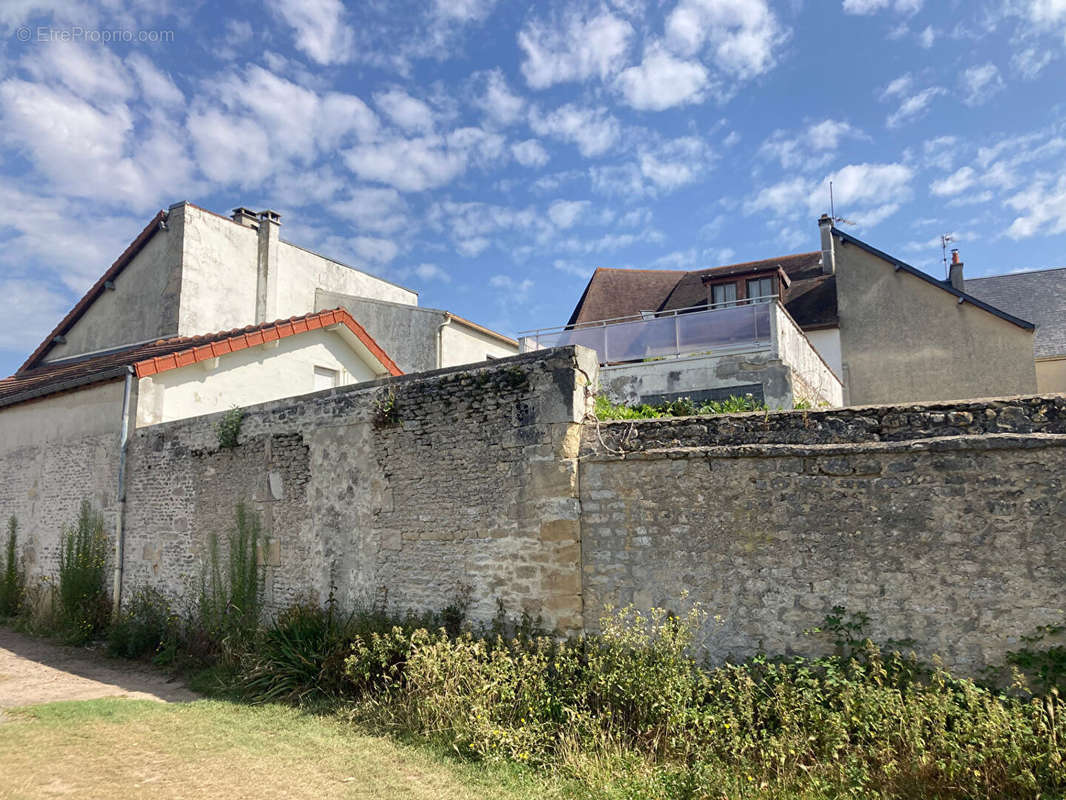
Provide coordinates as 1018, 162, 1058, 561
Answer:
57, 501, 110, 642
196, 502, 264, 661
0, 516, 24, 618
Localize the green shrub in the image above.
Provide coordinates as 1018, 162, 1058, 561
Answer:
0, 516, 24, 618
237, 587, 476, 706
196, 502, 264, 661
57, 501, 110, 642
342, 603, 1066, 799
593, 392, 766, 420
107, 586, 179, 662
238, 595, 356, 704
215, 406, 243, 449
1003, 624, 1066, 696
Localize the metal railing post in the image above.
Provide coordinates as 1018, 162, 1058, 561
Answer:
674, 313, 680, 358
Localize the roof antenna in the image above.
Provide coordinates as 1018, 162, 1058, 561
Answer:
828, 180, 855, 226
940, 233, 955, 278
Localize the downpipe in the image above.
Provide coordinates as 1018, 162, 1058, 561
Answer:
111, 366, 133, 619
436, 313, 451, 369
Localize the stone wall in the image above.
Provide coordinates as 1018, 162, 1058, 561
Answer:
4, 343, 1065, 677
0, 381, 126, 583
121, 346, 596, 633
579, 395, 1066, 673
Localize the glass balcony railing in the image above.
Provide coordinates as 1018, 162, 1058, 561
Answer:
518, 299, 774, 365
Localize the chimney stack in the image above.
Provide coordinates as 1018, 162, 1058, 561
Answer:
231, 207, 259, 228
818, 213, 835, 275
255, 210, 282, 323
948, 248, 964, 291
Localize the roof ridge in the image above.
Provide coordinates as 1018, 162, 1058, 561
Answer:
968, 266, 1066, 280
146, 309, 342, 349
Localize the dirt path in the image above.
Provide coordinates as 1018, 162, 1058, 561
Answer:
0, 627, 197, 716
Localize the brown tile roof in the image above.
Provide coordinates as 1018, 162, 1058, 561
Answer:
18, 210, 167, 374
0, 309, 401, 410
566, 268, 687, 326
566, 252, 838, 329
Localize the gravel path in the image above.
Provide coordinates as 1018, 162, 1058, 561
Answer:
0, 626, 197, 717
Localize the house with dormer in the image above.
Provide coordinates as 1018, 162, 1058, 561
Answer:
524, 215, 1037, 408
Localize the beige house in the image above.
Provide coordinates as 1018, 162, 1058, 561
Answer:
543, 216, 1036, 407
0, 200, 518, 449
0, 308, 400, 450
963, 266, 1066, 394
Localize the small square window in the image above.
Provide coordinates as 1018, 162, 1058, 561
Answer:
313, 366, 339, 391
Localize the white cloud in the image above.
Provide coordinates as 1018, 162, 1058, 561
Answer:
842, 0, 922, 14
745, 162, 913, 228
374, 89, 436, 133
329, 187, 409, 234
918, 25, 935, 47
489, 274, 534, 297
960, 63, 1004, 106
929, 166, 977, 197
815, 163, 913, 216
316, 93, 381, 149
0, 182, 147, 293
922, 135, 959, 170
351, 235, 399, 264
1, 70, 198, 209
530, 104, 620, 157
126, 52, 183, 107
273, 0, 354, 65
414, 262, 452, 282
188, 109, 272, 187
1006, 174, 1066, 238
886, 86, 945, 128
1024, 0, 1066, 28
22, 40, 133, 102
616, 43, 709, 110
518, 10, 634, 89
664, 0, 785, 79
512, 139, 550, 167
881, 73, 913, 99
472, 69, 525, 126
343, 127, 504, 192
548, 199, 590, 229
456, 237, 491, 256
758, 119, 865, 169
434, 0, 497, 22
1011, 47, 1055, 79
744, 175, 811, 216
0, 277, 72, 353
639, 136, 711, 190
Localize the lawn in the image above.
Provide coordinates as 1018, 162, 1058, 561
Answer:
0, 698, 562, 800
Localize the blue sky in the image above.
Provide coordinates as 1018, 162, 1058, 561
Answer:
1, 0, 1065, 377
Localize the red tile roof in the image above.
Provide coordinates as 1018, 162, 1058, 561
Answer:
18, 210, 167, 374
0, 309, 401, 410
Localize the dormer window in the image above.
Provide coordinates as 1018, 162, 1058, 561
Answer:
710, 283, 738, 308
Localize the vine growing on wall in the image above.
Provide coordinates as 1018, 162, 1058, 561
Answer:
216, 406, 244, 449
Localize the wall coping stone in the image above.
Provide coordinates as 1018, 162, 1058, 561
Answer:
581, 393, 1066, 456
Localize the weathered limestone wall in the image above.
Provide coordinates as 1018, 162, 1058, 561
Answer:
0, 381, 126, 581
122, 347, 596, 632
579, 396, 1066, 673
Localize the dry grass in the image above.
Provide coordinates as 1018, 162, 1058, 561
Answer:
0, 699, 560, 800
